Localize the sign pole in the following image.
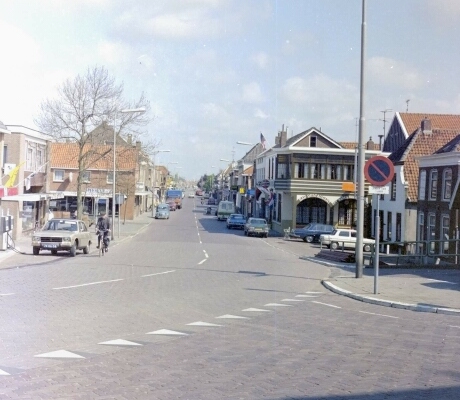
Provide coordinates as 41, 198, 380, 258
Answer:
374, 195, 380, 294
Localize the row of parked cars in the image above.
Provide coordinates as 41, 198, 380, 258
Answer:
289, 222, 375, 251
226, 214, 269, 238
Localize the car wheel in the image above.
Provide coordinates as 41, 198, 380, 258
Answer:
83, 243, 90, 254
331, 242, 339, 250
69, 243, 77, 257
264, 234, 268, 238
363, 244, 371, 252
306, 235, 314, 243
33, 247, 40, 255
51, 250, 58, 255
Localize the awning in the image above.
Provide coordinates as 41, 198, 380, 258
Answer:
1, 193, 48, 202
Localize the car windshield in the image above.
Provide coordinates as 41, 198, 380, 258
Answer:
250, 218, 266, 224
44, 220, 78, 231
158, 205, 169, 210
230, 214, 244, 220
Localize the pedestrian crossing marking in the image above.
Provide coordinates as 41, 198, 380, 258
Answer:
187, 321, 222, 327
296, 294, 319, 298
98, 339, 143, 346
264, 303, 293, 307
216, 314, 249, 319
0, 369, 10, 376
34, 350, 85, 359
282, 299, 305, 302
305, 291, 324, 294
146, 329, 188, 335
242, 308, 271, 312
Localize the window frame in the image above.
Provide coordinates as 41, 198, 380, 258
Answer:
53, 169, 65, 182
429, 169, 438, 200
418, 170, 426, 200
442, 168, 452, 201
81, 171, 91, 183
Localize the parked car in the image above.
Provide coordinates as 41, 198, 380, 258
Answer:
319, 229, 375, 252
226, 214, 246, 230
188, 193, 195, 198
290, 223, 334, 243
168, 201, 177, 211
155, 204, 170, 219
207, 197, 216, 205
195, 190, 203, 196
244, 218, 269, 238
31, 218, 92, 257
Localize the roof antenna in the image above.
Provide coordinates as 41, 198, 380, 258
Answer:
406, 99, 410, 112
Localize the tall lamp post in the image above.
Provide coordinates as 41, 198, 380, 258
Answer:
112, 107, 146, 240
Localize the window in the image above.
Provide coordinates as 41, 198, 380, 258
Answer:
417, 212, 424, 251
391, 173, 397, 200
387, 211, 392, 240
54, 169, 65, 181
427, 213, 436, 254
36, 149, 43, 171
294, 163, 307, 178
107, 171, 114, 184
418, 170, 426, 200
82, 171, 91, 183
310, 136, 317, 147
441, 215, 450, 254
3, 145, 7, 166
429, 170, 438, 200
442, 169, 452, 200
26, 147, 33, 170
396, 213, 401, 241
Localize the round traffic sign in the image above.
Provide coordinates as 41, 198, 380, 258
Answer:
364, 156, 394, 186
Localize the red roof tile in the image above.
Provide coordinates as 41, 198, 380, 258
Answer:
399, 113, 460, 135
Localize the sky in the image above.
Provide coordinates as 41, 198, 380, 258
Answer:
1, 0, 460, 180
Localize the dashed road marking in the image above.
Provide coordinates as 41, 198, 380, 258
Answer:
198, 259, 207, 265
311, 301, 341, 309
0, 369, 10, 376
142, 270, 175, 278
359, 310, 399, 319
0, 293, 15, 296
53, 279, 123, 290
98, 339, 143, 346
449, 325, 460, 329
34, 350, 85, 359
296, 294, 319, 298
146, 329, 188, 336
282, 299, 305, 302
216, 314, 249, 319
242, 308, 271, 312
264, 303, 293, 307
187, 321, 222, 327
305, 291, 324, 294
203, 250, 209, 258
425, 279, 457, 285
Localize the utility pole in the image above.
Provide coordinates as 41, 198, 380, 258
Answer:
380, 109, 393, 150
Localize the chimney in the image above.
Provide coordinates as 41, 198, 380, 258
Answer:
280, 124, 287, 147
127, 134, 133, 145
366, 136, 375, 150
136, 141, 141, 151
421, 118, 432, 134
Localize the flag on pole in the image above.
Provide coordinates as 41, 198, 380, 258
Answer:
4, 162, 25, 188
260, 132, 267, 150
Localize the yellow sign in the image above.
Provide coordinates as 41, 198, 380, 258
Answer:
239, 187, 245, 194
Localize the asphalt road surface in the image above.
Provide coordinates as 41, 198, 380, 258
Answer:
0, 197, 459, 399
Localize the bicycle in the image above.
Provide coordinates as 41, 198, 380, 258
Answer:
97, 229, 110, 257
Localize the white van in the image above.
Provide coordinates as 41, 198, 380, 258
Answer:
217, 201, 235, 221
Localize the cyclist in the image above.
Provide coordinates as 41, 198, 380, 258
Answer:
96, 211, 111, 251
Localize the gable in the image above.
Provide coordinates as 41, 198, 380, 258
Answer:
288, 128, 342, 149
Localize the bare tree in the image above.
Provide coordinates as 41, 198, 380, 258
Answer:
35, 66, 150, 218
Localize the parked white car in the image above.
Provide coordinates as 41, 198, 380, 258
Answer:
319, 229, 375, 252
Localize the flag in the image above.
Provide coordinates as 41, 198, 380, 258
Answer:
260, 132, 267, 150
4, 162, 25, 188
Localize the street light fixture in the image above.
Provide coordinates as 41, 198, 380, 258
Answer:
112, 106, 146, 239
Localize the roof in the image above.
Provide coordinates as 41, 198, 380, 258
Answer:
434, 134, 460, 154
389, 128, 460, 201
399, 113, 460, 136
242, 165, 254, 175
51, 143, 138, 170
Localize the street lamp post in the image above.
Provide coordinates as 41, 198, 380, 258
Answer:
112, 106, 146, 240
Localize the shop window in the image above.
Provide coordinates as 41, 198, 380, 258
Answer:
387, 211, 392, 241
441, 215, 450, 254
396, 213, 401, 241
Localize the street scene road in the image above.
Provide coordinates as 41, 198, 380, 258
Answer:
0, 197, 459, 399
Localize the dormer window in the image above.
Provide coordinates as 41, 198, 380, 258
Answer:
310, 136, 317, 147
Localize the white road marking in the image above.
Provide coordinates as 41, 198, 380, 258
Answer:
203, 250, 209, 258
449, 325, 460, 329
312, 301, 341, 309
34, 350, 85, 359
53, 279, 123, 290
198, 259, 207, 265
296, 294, 319, 298
0, 369, 10, 376
359, 310, 399, 319
216, 314, 249, 319
0, 293, 15, 296
425, 279, 457, 285
264, 303, 293, 307
282, 299, 305, 302
99, 339, 143, 346
146, 329, 188, 336
187, 321, 222, 327
242, 308, 271, 312
305, 291, 324, 294
142, 270, 175, 277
